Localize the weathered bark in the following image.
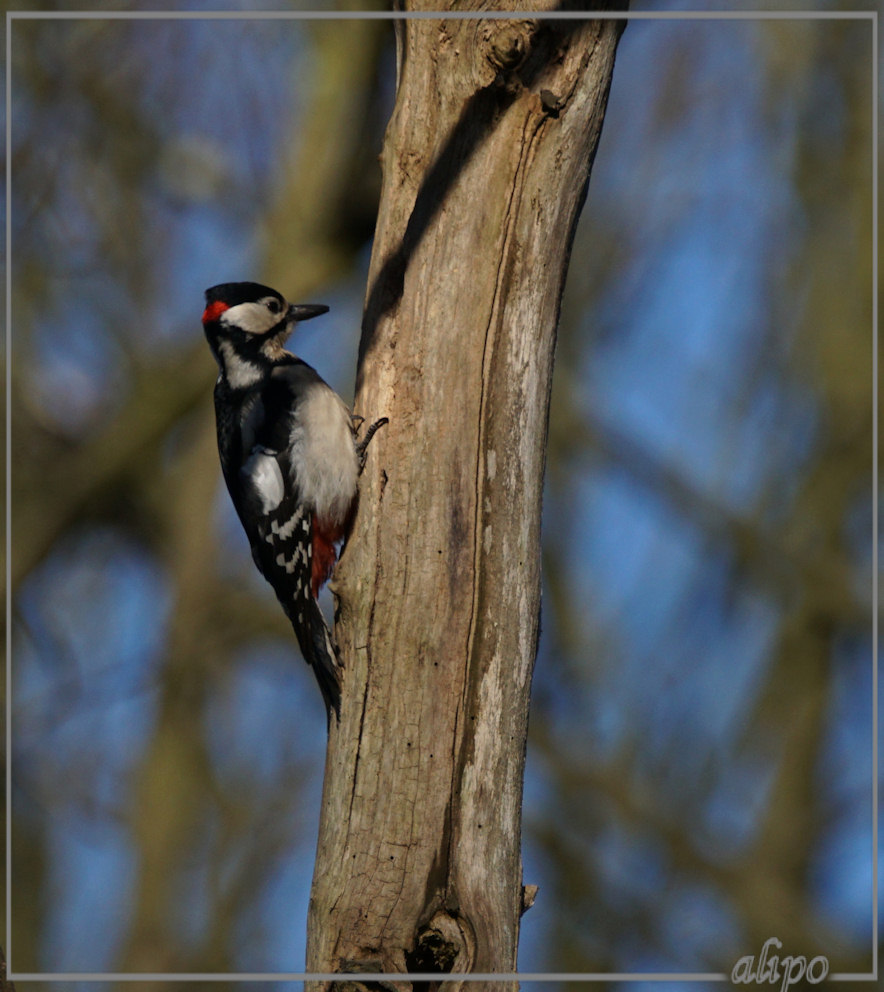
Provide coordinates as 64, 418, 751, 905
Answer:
307, 3, 625, 985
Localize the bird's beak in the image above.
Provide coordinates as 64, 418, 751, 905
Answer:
287, 303, 329, 322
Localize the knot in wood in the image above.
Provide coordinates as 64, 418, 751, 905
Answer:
405, 912, 472, 974
481, 19, 537, 74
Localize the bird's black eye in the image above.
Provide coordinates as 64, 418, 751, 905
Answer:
266, 299, 282, 315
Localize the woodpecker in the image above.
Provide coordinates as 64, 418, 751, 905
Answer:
202, 281, 386, 719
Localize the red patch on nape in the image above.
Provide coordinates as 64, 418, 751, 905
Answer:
311, 520, 339, 599
202, 300, 229, 324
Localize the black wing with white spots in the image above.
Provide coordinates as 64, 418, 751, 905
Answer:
237, 441, 342, 718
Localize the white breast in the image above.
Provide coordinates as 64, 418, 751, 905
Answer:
288, 384, 359, 527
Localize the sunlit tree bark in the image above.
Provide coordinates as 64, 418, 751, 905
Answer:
307, 3, 625, 984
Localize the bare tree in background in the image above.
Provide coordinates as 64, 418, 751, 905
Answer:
307, 4, 625, 982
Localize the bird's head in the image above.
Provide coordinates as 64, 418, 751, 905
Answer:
202, 281, 328, 379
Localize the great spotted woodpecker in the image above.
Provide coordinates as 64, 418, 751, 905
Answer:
202, 282, 386, 718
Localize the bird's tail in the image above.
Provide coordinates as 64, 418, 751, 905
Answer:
289, 596, 342, 721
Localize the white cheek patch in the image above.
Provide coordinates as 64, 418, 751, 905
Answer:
242, 448, 285, 513
219, 341, 263, 389
221, 301, 282, 336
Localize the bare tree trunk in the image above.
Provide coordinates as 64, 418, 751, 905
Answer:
307, 4, 625, 984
